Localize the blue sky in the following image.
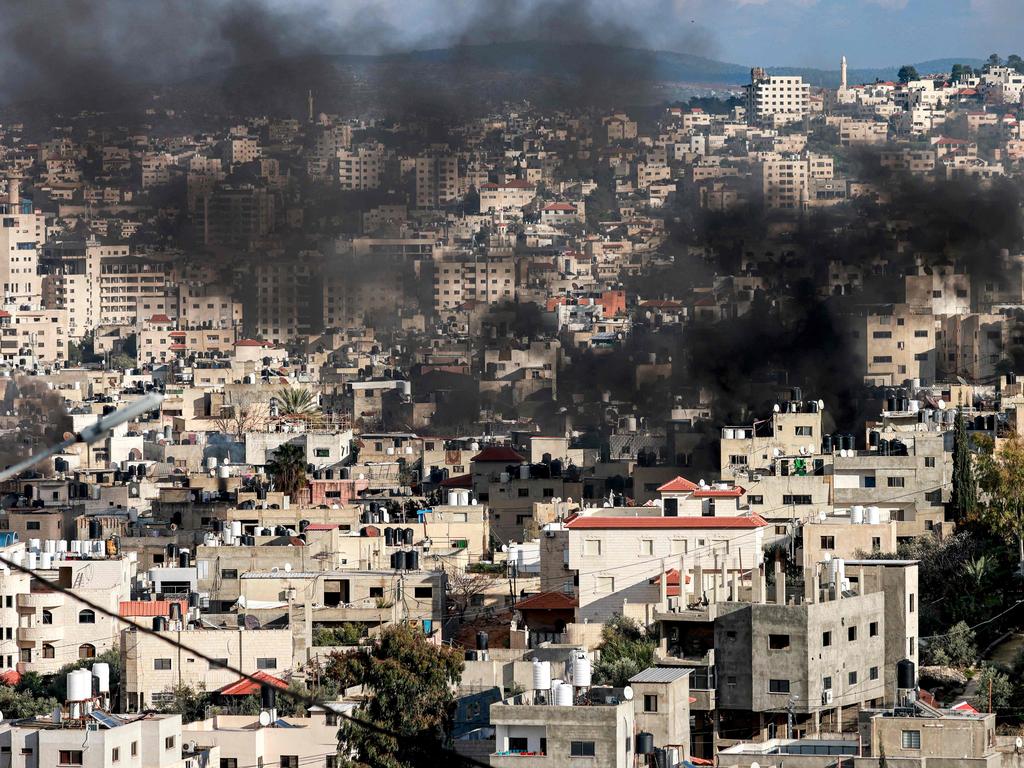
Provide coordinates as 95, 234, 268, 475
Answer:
316, 0, 1023, 69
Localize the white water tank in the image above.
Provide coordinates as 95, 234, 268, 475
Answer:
447, 490, 462, 507
723, 428, 735, 440
867, 506, 881, 525
532, 659, 551, 690
519, 464, 530, 480
28, 539, 40, 553
56, 540, 67, 553
127, 551, 138, 563
230, 521, 243, 538
44, 540, 56, 554
67, 669, 92, 702
206, 457, 218, 470
553, 680, 574, 706
908, 400, 920, 414
70, 540, 82, 554
850, 505, 865, 525
92, 663, 110, 693
26, 552, 37, 570
500, 472, 510, 483
571, 651, 591, 688
218, 465, 230, 479
39, 552, 52, 570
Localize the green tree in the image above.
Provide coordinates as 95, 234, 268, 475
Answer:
593, 615, 656, 687
972, 665, 1012, 712
1008, 54, 1024, 74
276, 387, 319, 419
951, 408, 978, 523
950, 63, 973, 81
987, 53, 1002, 69
340, 624, 463, 768
898, 65, 920, 83
267, 443, 308, 498
0, 685, 59, 719
156, 683, 210, 723
109, 352, 135, 370
925, 621, 977, 668
977, 432, 1024, 572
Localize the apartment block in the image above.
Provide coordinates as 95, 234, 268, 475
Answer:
848, 306, 936, 386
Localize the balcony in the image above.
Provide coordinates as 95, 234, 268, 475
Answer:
17, 592, 63, 610
17, 624, 63, 644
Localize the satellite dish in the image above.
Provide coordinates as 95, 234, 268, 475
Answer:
258, 711, 272, 727
622, 686, 634, 701
773, 448, 782, 458
817, 399, 825, 410
698, 479, 706, 488
773, 404, 781, 413
751, 762, 760, 768
937, 399, 946, 410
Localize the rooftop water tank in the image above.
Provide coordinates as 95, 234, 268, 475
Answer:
532, 660, 551, 691
67, 669, 92, 702
92, 663, 110, 694
571, 651, 591, 688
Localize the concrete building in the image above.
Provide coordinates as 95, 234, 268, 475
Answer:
182, 709, 343, 768
0, 178, 46, 308
416, 155, 460, 208
849, 305, 936, 386
121, 626, 295, 712
855, 704, 998, 767
755, 156, 809, 211
488, 688, 635, 768
746, 70, 809, 126
0, 709, 186, 768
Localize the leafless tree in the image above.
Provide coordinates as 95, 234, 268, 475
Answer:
212, 392, 270, 439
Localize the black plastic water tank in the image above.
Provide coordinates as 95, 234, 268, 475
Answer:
407, 550, 419, 571
88, 519, 102, 539
404, 528, 414, 545
178, 551, 190, 568
897, 658, 916, 689
384, 528, 395, 547
476, 631, 489, 650
152, 616, 168, 631
636, 732, 655, 755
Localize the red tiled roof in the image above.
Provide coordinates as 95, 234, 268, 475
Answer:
514, 591, 578, 611
235, 339, 269, 347
472, 446, 526, 463
119, 599, 187, 617
303, 523, 338, 532
566, 515, 768, 530
543, 202, 576, 211
218, 670, 289, 696
657, 476, 699, 493
0, 311, 11, 318
693, 487, 745, 498
149, 314, 171, 323
649, 568, 691, 596
440, 473, 472, 488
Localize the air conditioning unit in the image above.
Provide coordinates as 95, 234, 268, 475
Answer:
823, 690, 834, 705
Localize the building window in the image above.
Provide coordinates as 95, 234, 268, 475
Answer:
795, 426, 813, 436
26, 521, 40, 530
870, 621, 879, 637
220, 760, 238, 768
280, 758, 299, 768
78, 609, 96, 624
42, 610, 52, 624
131, 743, 138, 757
924, 457, 936, 468
769, 634, 790, 650
314, 448, 330, 457
748, 495, 764, 505
909, 594, 915, 613
901, 730, 921, 749
887, 477, 905, 488
154, 658, 172, 670
221, 569, 238, 579
59, 751, 84, 765
414, 587, 433, 599
570, 741, 596, 757
822, 631, 832, 647
256, 658, 277, 669
517, 488, 529, 497
42, 644, 55, 659
78, 644, 95, 659
848, 626, 857, 641
783, 495, 812, 505
820, 536, 835, 550
644, 694, 658, 713
584, 540, 601, 556
210, 658, 228, 670
870, 666, 880, 680
768, 679, 791, 694
112, 747, 120, 763
823, 676, 832, 690
640, 540, 653, 556
165, 737, 176, 750
597, 576, 614, 593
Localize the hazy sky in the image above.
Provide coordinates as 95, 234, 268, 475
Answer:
336, 0, 1023, 69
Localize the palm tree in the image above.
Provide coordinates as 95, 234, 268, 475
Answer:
275, 387, 318, 420
267, 443, 307, 499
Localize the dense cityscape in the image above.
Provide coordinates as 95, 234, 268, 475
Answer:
2, 3, 1024, 767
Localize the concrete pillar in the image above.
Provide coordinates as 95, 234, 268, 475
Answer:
679, 554, 687, 604
752, 563, 766, 604
694, 565, 704, 602
774, 558, 786, 604
659, 557, 667, 606
712, 552, 720, 603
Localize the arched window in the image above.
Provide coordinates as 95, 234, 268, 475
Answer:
78, 644, 95, 659
78, 609, 95, 624
41, 610, 52, 625
42, 644, 55, 659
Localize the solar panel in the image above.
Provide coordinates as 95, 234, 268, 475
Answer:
90, 711, 121, 729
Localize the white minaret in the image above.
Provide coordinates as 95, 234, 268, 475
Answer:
840, 55, 848, 91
